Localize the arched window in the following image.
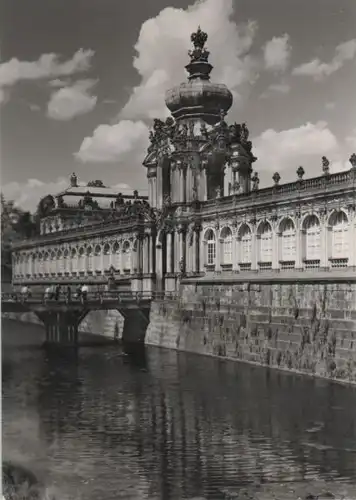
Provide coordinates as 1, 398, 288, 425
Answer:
63, 249, 69, 273
94, 245, 102, 271
43, 252, 49, 275
86, 246, 93, 272
280, 218, 296, 261
122, 241, 131, 271
238, 224, 252, 264
38, 253, 44, 275
329, 211, 348, 259
204, 229, 216, 266
103, 243, 111, 271
50, 251, 56, 274
112, 242, 120, 271
78, 247, 85, 273
31, 254, 36, 276
303, 215, 321, 261
258, 221, 272, 263
57, 250, 63, 274
71, 248, 77, 273
220, 227, 232, 265
24, 254, 29, 276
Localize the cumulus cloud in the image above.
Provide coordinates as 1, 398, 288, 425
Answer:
2, 177, 69, 212
260, 82, 290, 98
47, 79, 97, 120
76, 0, 259, 166
263, 34, 291, 73
292, 39, 356, 80
120, 0, 258, 120
0, 49, 94, 104
252, 121, 341, 184
76, 120, 149, 163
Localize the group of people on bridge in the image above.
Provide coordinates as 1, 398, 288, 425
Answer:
17, 284, 91, 304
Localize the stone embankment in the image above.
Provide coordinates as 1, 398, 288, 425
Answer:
3, 280, 356, 384
146, 282, 356, 384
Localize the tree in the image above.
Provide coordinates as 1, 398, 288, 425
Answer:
1, 194, 38, 279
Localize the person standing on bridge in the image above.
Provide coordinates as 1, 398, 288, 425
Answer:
54, 284, 61, 301
81, 284, 88, 302
66, 285, 72, 303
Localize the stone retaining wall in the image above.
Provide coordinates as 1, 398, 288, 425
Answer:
146, 282, 356, 384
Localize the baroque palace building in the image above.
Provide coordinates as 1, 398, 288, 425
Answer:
12, 28, 356, 294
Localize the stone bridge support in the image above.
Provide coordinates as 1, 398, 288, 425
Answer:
119, 307, 150, 344
35, 310, 88, 346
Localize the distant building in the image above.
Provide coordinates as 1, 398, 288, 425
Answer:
11, 28, 356, 293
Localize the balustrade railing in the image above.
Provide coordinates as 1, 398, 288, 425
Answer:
1, 289, 177, 305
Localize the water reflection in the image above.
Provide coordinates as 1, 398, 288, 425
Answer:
2, 319, 356, 499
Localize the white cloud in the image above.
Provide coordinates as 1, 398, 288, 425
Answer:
0, 49, 94, 104
120, 0, 258, 120
47, 79, 97, 120
48, 79, 69, 88
260, 82, 290, 98
252, 121, 340, 184
292, 39, 356, 80
263, 34, 291, 73
346, 129, 356, 150
76, 0, 259, 167
2, 177, 69, 212
76, 120, 149, 163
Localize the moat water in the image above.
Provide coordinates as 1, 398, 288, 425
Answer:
2, 319, 356, 499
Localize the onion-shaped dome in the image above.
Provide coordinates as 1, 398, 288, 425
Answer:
165, 27, 233, 125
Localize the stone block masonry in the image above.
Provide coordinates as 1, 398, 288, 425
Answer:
145, 282, 356, 384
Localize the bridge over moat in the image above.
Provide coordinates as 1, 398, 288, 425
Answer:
1, 291, 157, 346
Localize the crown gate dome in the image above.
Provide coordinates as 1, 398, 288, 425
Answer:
165, 27, 233, 125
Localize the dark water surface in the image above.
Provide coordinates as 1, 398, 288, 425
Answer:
2, 319, 356, 499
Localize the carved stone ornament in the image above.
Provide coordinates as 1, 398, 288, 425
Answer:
251, 172, 259, 191
322, 156, 330, 175
272, 172, 281, 185
350, 153, 356, 169
297, 166, 305, 179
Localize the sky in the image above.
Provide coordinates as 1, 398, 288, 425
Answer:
1, 0, 355, 211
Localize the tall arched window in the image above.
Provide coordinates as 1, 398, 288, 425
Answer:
57, 250, 63, 274
63, 249, 69, 273
220, 227, 232, 265
329, 211, 349, 259
112, 242, 120, 271
50, 251, 56, 274
258, 221, 272, 263
238, 224, 252, 265
204, 229, 216, 266
43, 252, 49, 275
38, 253, 44, 275
103, 243, 111, 271
86, 246, 93, 273
303, 215, 321, 261
71, 248, 77, 273
122, 241, 131, 272
24, 254, 30, 276
78, 247, 85, 273
94, 245, 102, 271
31, 254, 36, 276
280, 218, 296, 261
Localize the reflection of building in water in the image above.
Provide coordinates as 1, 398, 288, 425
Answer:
13, 344, 354, 498
11, 27, 356, 295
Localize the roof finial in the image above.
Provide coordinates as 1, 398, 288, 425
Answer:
70, 172, 78, 187
191, 26, 208, 49
186, 27, 212, 80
